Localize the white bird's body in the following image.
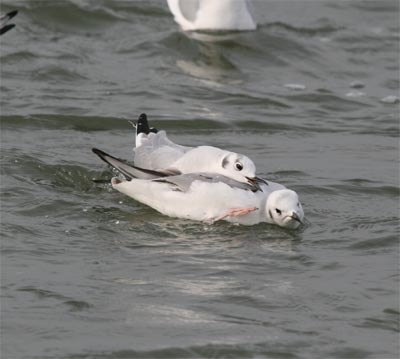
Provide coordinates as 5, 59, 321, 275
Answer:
114, 175, 261, 224
111, 173, 303, 228
133, 114, 258, 187
167, 0, 257, 31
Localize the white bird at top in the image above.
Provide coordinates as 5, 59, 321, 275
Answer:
130, 113, 261, 190
166, 0, 257, 31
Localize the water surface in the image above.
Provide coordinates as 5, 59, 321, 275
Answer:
1, 1, 399, 358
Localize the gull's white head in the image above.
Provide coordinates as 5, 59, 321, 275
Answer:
266, 189, 304, 229
220, 152, 257, 185
170, 146, 258, 188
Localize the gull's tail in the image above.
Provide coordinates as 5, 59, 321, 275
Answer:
133, 113, 158, 148
136, 113, 150, 135
136, 113, 158, 135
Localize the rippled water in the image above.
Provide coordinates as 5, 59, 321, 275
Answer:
1, 1, 399, 358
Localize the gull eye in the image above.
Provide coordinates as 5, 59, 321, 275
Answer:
275, 208, 282, 215
235, 162, 243, 171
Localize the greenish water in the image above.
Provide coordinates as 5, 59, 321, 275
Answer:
1, 1, 399, 358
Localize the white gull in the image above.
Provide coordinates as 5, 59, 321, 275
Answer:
167, 0, 257, 31
131, 113, 260, 189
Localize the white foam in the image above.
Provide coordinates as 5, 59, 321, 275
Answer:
380, 95, 399, 104
284, 83, 306, 91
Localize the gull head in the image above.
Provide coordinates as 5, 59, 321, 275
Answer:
266, 189, 304, 229
220, 152, 257, 186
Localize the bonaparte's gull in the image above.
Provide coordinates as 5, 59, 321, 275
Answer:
167, 0, 257, 31
132, 114, 261, 189
92, 149, 304, 228
0, 10, 18, 35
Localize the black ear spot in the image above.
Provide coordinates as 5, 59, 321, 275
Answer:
221, 155, 230, 168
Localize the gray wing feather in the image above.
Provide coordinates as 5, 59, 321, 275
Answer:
93, 148, 264, 192
152, 173, 258, 192
92, 148, 181, 180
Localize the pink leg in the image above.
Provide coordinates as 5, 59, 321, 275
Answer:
214, 206, 258, 221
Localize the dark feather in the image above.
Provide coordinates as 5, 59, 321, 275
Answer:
92, 148, 177, 180
151, 173, 261, 193
0, 10, 18, 35
136, 113, 150, 135
0, 24, 15, 35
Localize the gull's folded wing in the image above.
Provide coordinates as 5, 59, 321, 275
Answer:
92, 148, 180, 180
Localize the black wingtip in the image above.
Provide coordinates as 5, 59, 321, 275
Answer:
92, 147, 176, 180
92, 147, 134, 180
136, 113, 150, 135
7, 10, 18, 19
92, 147, 110, 164
0, 24, 15, 35
92, 147, 105, 156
